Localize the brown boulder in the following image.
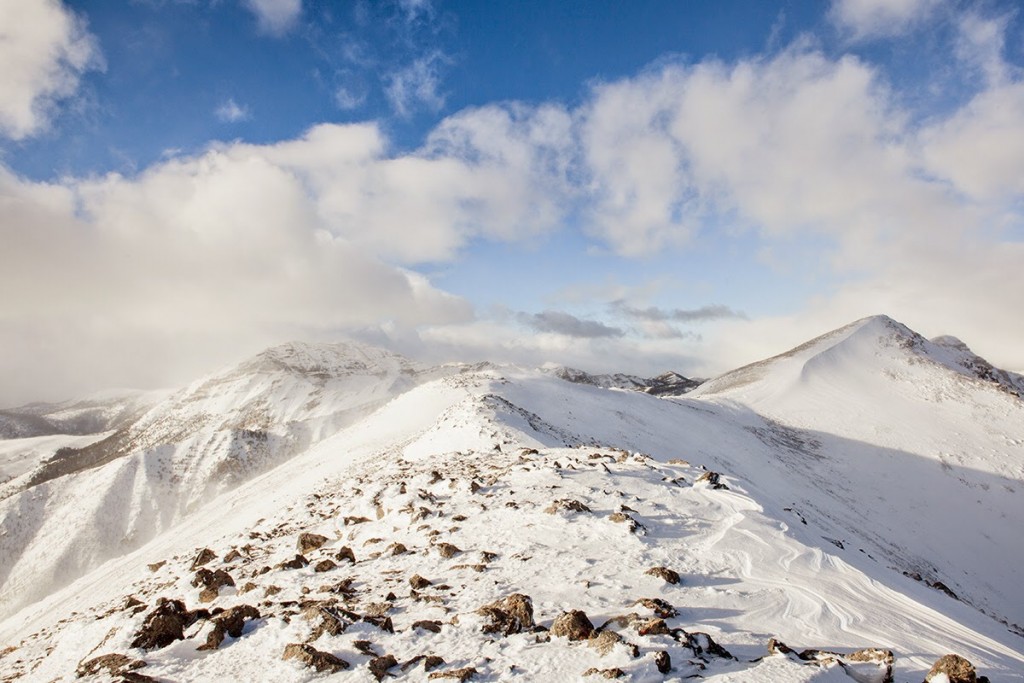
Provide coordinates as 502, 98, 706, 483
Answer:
478, 594, 534, 635
551, 610, 594, 641
369, 654, 398, 681
297, 533, 329, 554
197, 604, 260, 650
926, 654, 979, 683
644, 567, 680, 584
131, 599, 208, 650
76, 653, 146, 678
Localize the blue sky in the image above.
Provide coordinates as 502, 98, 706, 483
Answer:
1, 0, 1023, 403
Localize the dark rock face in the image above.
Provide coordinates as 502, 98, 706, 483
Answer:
282, 643, 349, 673
192, 568, 235, 603
644, 566, 680, 584
550, 610, 594, 641
76, 653, 147, 678
297, 533, 329, 554
925, 654, 978, 683
654, 650, 671, 673
478, 594, 534, 635
131, 599, 209, 650
197, 604, 261, 651
277, 554, 309, 570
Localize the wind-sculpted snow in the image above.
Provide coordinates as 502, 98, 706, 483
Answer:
0, 317, 1022, 681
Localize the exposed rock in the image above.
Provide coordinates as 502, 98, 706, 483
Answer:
313, 559, 337, 573
587, 630, 627, 656
336, 546, 356, 564
544, 499, 591, 514
76, 653, 147, 678
369, 654, 398, 681
637, 618, 670, 636
695, 471, 729, 490
412, 620, 443, 633
282, 643, 349, 673
239, 582, 258, 594
309, 610, 349, 640
192, 568, 235, 597
926, 654, 979, 683
344, 516, 371, 525
276, 554, 309, 570
146, 561, 166, 573
353, 640, 378, 656
478, 594, 535, 635
387, 542, 408, 556
264, 585, 281, 597
428, 667, 477, 681
190, 548, 217, 569
634, 598, 677, 619
197, 605, 261, 650
297, 533, 329, 554
223, 548, 242, 563
131, 599, 208, 650
768, 638, 796, 657
410, 574, 433, 589
551, 610, 594, 641
685, 631, 733, 660
644, 566, 680, 584
582, 668, 625, 679
654, 650, 671, 673
435, 542, 461, 558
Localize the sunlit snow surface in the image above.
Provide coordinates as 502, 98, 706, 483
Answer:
0, 317, 1022, 681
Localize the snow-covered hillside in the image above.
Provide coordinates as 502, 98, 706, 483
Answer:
0, 317, 1021, 682
0, 341, 452, 622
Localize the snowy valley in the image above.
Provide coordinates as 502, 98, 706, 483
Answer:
0, 315, 1022, 682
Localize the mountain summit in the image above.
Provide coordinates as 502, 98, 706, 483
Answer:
1, 317, 1022, 682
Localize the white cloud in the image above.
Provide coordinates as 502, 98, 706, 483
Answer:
0, 0, 103, 140
334, 86, 366, 111
385, 51, 447, 117
242, 0, 302, 36
829, 0, 942, 40
215, 98, 250, 122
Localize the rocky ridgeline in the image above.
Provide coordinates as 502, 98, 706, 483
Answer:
0, 444, 990, 682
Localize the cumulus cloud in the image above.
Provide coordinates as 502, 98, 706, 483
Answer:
829, 0, 942, 40
0, 133, 477, 404
215, 98, 250, 122
385, 51, 448, 117
517, 311, 623, 338
242, 0, 302, 36
0, 0, 103, 140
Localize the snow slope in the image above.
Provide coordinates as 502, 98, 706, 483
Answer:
0, 317, 1021, 682
0, 341, 452, 622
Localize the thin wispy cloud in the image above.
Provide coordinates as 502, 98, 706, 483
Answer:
518, 311, 624, 339
334, 86, 366, 111
614, 303, 747, 323
215, 98, 250, 122
242, 0, 302, 36
385, 51, 448, 117
829, 0, 943, 40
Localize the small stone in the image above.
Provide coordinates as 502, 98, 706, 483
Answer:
478, 594, 535, 635
550, 610, 594, 641
588, 630, 624, 656
344, 516, 371, 525
435, 542, 461, 559
634, 598, 677, 619
223, 548, 242, 563
197, 605, 260, 650
313, 559, 337, 573
387, 542, 408, 556
428, 666, 477, 681
544, 499, 591, 515
637, 618, 670, 636
412, 620, 443, 633
654, 650, 671, 673
582, 668, 625, 679
644, 567, 680, 584
410, 574, 432, 589
336, 546, 356, 564
369, 654, 398, 681
264, 585, 281, 597
277, 554, 309, 570
76, 654, 147, 678
239, 582, 258, 594
190, 548, 217, 569
297, 533, 329, 554
282, 643, 349, 673
147, 561, 166, 572
131, 598, 208, 651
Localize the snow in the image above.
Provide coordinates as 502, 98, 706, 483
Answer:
0, 317, 1022, 682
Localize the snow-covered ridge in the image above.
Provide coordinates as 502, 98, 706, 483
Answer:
0, 317, 1022, 682
547, 365, 702, 396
